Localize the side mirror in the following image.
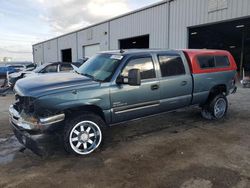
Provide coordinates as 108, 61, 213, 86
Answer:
116, 69, 141, 86
128, 69, 141, 86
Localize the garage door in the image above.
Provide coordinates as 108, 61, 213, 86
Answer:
188, 17, 250, 76
83, 44, 100, 58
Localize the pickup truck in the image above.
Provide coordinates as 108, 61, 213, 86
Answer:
9, 49, 237, 156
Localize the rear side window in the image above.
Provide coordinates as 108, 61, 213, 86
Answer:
197, 56, 215, 69
42, 65, 58, 73
60, 64, 73, 72
122, 57, 156, 80
215, 56, 230, 67
158, 54, 186, 77
197, 55, 230, 69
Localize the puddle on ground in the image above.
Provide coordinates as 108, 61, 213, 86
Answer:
0, 136, 22, 165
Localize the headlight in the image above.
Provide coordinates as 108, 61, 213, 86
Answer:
15, 95, 35, 113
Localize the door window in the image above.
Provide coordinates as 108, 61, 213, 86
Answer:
197, 56, 215, 69
60, 64, 73, 72
121, 57, 156, 80
215, 56, 230, 67
158, 54, 186, 77
197, 55, 230, 69
42, 65, 58, 73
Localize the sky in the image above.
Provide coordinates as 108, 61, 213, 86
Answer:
0, 0, 160, 61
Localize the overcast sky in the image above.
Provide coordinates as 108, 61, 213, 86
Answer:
0, 0, 160, 61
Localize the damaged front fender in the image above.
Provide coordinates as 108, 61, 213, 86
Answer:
9, 105, 65, 131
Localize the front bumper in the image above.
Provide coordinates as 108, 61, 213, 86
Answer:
9, 105, 65, 155
11, 123, 50, 156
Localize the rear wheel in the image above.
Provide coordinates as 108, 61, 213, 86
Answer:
64, 113, 105, 155
201, 94, 228, 120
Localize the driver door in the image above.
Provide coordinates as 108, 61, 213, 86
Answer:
110, 55, 160, 123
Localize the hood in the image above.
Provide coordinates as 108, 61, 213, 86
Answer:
14, 72, 99, 98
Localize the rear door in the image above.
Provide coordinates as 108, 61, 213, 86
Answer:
110, 54, 160, 123
157, 52, 193, 111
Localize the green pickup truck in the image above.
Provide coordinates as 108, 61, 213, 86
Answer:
9, 49, 237, 156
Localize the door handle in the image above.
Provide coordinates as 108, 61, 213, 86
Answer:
151, 84, 159, 90
181, 81, 187, 86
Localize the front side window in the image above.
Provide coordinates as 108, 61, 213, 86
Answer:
121, 57, 156, 80
158, 54, 186, 77
197, 56, 215, 69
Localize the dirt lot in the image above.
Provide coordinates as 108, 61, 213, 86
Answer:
0, 87, 250, 188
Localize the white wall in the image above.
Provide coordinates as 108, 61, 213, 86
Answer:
33, 44, 43, 65
34, 0, 250, 63
57, 33, 77, 62
77, 23, 109, 58
109, 3, 169, 49
43, 39, 58, 63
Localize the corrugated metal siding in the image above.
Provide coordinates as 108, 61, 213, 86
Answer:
57, 33, 77, 62
34, 0, 250, 63
77, 23, 109, 58
33, 44, 43, 64
43, 39, 58, 63
109, 3, 169, 49
169, 0, 250, 49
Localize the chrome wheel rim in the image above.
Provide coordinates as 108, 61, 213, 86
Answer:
69, 121, 102, 155
214, 98, 227, 119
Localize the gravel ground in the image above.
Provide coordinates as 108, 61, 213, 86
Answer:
0, 87, 249, 188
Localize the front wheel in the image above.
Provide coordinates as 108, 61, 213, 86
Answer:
64, 113, 105, 155
201, 94, 228, 120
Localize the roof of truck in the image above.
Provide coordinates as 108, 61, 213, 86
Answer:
182, 49, 231, 58
100, 49, 173, 55
100, 49, 237, 74
100, 48, 231, 55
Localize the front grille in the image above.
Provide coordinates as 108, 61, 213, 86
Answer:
15, 95, 35, 114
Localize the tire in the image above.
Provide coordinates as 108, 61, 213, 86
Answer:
201, 94, 228, 120
64, 112, 105, 155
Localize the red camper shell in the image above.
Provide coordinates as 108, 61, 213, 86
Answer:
183, 49, 237, 74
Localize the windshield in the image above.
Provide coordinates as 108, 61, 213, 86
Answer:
78, 54, 122, 82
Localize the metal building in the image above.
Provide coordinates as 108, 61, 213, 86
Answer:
33, 0, 250, 72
